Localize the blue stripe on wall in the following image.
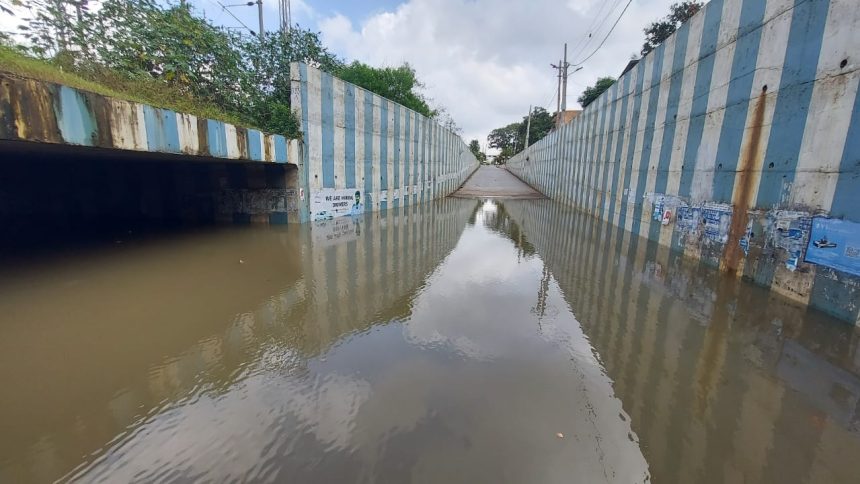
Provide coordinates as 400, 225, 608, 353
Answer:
618, 59, 647, 231
247, 129, 262, 160
589, 98, 606, 211
711, 0, 766, 203
607, 74, 632, 224
364, 91, 374, 204
598, 83, 620, 217
321, 71, 335, 188
757, 0, 829, 207
404, 111, 411, 206
206, 120, 227, 158
380, 99, 389, 195
344, 83, 356, 188
677, 0, 724, 200
631, 42, 667, 237
274, 135, 288, 162
649, 22, 691, 240
809, 85, 860, 321
143, 106, 180, 153
299, 63, 311, 221
55, 86, 97, 146
423, 118, 428, 202
590, 96, 609, 215
673, 0, 723, 249
393, 104, 401, 207
829, 85, 860, 220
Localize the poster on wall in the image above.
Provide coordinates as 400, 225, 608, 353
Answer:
805, 218, 860, 276
311, 188, 364, 221
701, 203, 732, 244
767, 211, 812, 271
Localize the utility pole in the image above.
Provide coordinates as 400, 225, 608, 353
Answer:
524, 105, 532, 150
257, 0, 265, 41
555, 58, 562, 128
561, 43, 569, 112
279, 0, 292, 36
551, 43, 583, 128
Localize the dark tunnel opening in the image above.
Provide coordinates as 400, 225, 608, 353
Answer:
0, 141, 300, 254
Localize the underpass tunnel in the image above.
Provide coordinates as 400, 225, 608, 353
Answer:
0, 141, 301, 250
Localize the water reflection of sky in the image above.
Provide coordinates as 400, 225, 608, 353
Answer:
66, 199, 649, 483
2, 197, 859, 483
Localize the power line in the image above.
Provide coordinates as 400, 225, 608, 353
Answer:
568, 1, 611, 59
572, 0, 633, 66
569, 0, 626, 62
211, 0, 257, 36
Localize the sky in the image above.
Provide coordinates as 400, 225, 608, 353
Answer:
2, 0, 679, 147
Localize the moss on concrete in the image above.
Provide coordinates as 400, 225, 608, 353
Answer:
0, 46, 250, 128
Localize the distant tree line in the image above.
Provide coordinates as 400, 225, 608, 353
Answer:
1, 0, 449, 137
486, 107, 554, 164
468, 139, 487, 163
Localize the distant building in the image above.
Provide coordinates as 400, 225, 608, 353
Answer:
620, 58, 640, 77
553, 110, 582, 126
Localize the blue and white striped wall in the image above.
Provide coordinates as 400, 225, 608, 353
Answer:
291, 62, 479, 222
507, 0, 860, 324
0, 73, 299, 164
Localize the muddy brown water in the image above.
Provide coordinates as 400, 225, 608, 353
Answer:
0, 198, 858, 483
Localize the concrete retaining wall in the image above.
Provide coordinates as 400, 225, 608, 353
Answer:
507, 0, 860, 324
0, 73, 300, 164
291, 62, 479, 222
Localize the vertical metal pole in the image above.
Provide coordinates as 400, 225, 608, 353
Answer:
257, 0, 264, 41
525, 105, 532, 149
556, 59, 562, 129
561, 43, 569, 112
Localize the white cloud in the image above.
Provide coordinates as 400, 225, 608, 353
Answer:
318, 0, 676, 145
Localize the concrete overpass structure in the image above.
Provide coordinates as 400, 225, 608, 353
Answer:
0, 63, 477, 241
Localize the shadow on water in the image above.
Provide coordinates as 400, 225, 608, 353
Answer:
0, 196, 858, 483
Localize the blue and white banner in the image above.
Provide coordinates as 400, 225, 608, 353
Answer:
806, 218, 860, 276
311, 188, 364, 221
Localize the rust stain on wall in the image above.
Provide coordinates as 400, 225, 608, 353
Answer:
263, 135, 273, 161
196, 117, 210, 156
235, 127, 249, 159
1, 76, 61, 143
723, 91, 767, 274
0, 77, 15, 139
84, 91, 114, 148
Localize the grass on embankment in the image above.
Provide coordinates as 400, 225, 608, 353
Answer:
0, 45, 249, 128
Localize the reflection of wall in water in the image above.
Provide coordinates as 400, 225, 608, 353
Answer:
0, 198, 476, 483
502, 199, 860, 484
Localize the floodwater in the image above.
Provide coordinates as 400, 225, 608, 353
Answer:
1, 198, 859, 483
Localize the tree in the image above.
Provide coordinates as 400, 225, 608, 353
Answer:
11, 0, 446, 140
433, 107, 462, 134
488, 123, 520, 152
0, 0, 22, 16
642, 1, 702, 56
518, 107, 553, 146
578, 77, 616, 108
238, 28, 342, 135
336, 61, 434, 118
468, 139, 487, 163
17, 0, 91, 58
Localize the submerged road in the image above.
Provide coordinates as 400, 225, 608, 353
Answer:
2, 190, 860, 483
453, 165, 545, 199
